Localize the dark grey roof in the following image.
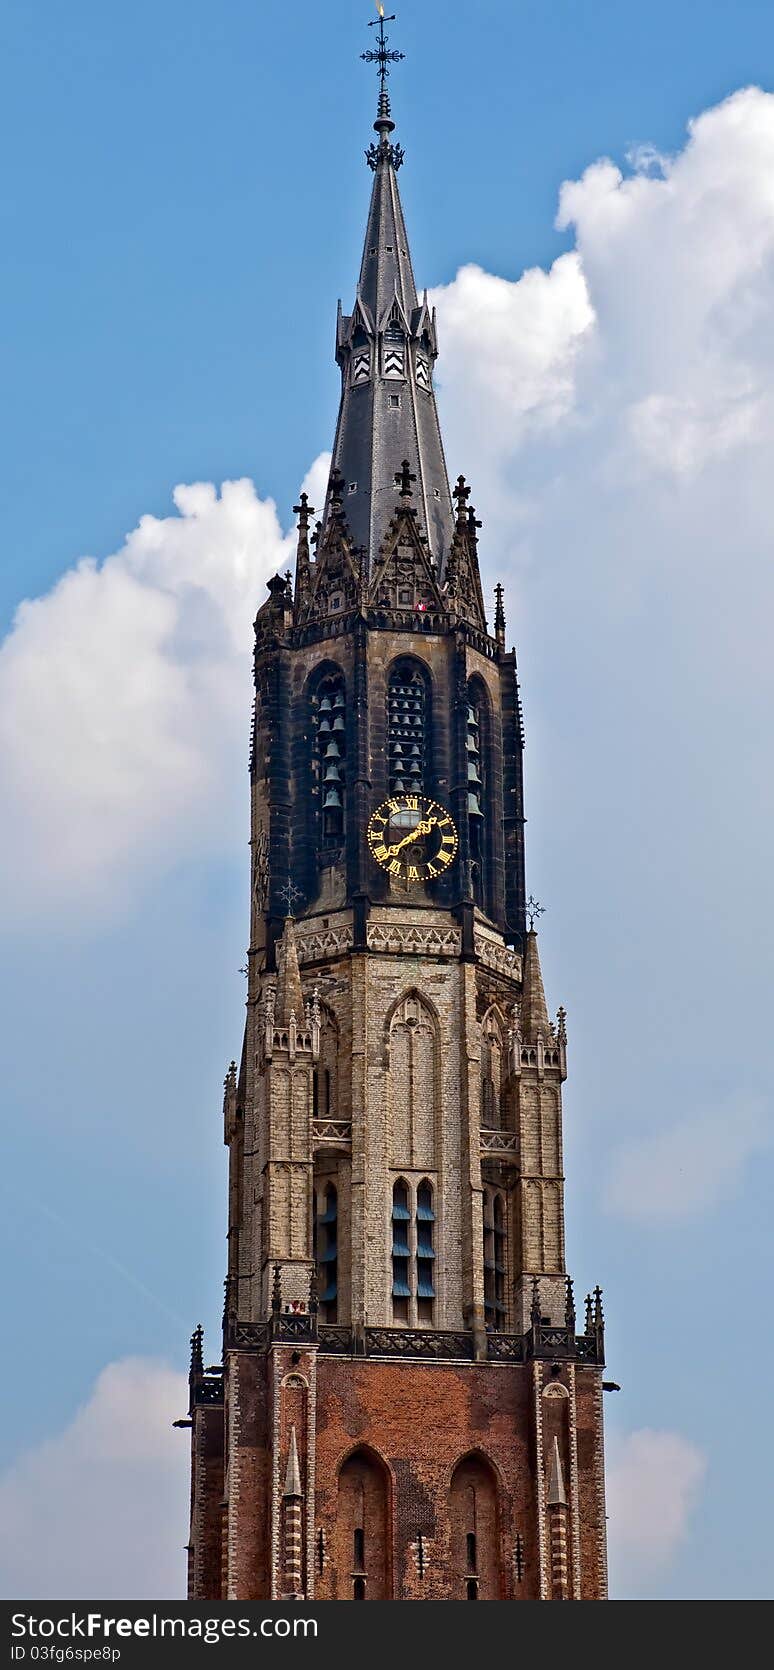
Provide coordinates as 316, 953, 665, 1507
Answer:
324, 97, 454, 575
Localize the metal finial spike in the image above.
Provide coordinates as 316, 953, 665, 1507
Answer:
361, 8, 404, 120
526, 895, 545, 931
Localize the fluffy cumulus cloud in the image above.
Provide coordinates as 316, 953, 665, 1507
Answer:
0, 1360, 189, 1599
606, 1095, 771, 1219
432, 87, 774, 1208
606, 1429, 706, 1596
0, 453, 329, 923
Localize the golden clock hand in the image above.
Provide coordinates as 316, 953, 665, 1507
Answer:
386, 815, 438, 856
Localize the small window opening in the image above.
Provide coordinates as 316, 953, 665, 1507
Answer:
348, 481, 357, 494
466, 1532, 477, 1572
466, 1579, 479, 1600
389, 394, 400, 407
353, 1527, 365, 1571
353, 1577, 366, 1600
514, 1533, 525, 1584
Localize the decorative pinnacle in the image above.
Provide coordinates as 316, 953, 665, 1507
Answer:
189, 1324, 204, 1376
494, 582, 505, 644
565, 1276, 576, 1330
526, 895, 545, 931
585, 1292, 593, 1332
279, 876, 303, 919
452, 474, 471, 523
594, 1285, 605, 1328
530, 1274, 542, 1327
293, 492, 314, 533
395, 458, 416, 499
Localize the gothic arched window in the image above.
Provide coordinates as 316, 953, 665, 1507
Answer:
415, 1179, 435, 1325
315, 1182, 338, 1324
480, 1010, 504, 1131
391, 1179, 411, 1324
312, 670, 347, 857
450, 1455, 501, 1600
387, 661, 429, 796
483, 1188, 507, 1331
383, 318, 405, 380
466, 679, 491, 914
336, 1449, 391, 1599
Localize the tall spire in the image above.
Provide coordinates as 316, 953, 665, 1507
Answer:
520, 929, 551, 1041
325, 13, 455, 577
275, 912, 304, 1026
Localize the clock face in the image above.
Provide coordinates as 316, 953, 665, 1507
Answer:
367, 793, 458, 884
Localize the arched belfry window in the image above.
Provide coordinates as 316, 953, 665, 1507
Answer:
466, 682, 487, 911
415, 1180, 436, 1325
383, 318, 405, 380
390, 1176, 436, 1327
387, 662, 428, 796
483, 1188, 507, 1331
311, 671, 347, 856
391, 1180, 411, 1325
315, 1182, 338, 1324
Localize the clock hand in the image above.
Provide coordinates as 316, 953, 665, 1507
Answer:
386, 816, 438, 856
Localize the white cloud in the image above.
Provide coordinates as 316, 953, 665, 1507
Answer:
607, 1429, 706, 1596
0, 460, 328, 924
605, 1096, 771, 1220
0, 1359, 190, 1600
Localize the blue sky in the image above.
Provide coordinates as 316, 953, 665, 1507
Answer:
1, 0, 773, 1600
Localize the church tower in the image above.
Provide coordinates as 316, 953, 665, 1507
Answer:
186, 20, 608, 1603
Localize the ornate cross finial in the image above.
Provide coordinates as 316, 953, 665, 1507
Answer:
189, 1323, 204, 1376
526, 895, 545, 931
395, 458, 416, 499
361, 7, 404, 103
293, 491, 314, 533
279, 877, 303, 918
453, 474, 471, 521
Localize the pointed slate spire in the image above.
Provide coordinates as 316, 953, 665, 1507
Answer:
282, 1426, 303, 1500
546, 1437, 568, 1509
275, 914, 304, 1026
327, 58, 454, 577
520, 930, 551, 1041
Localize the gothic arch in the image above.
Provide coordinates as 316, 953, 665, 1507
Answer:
449, 1450, 503, 1600
334, 1445, 393, 1600
385, 654, 433, 800
301, 662, 349, 885
466, 674, 494, 919
480, 1004, 507, 1130
385, 989, 440, 1170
